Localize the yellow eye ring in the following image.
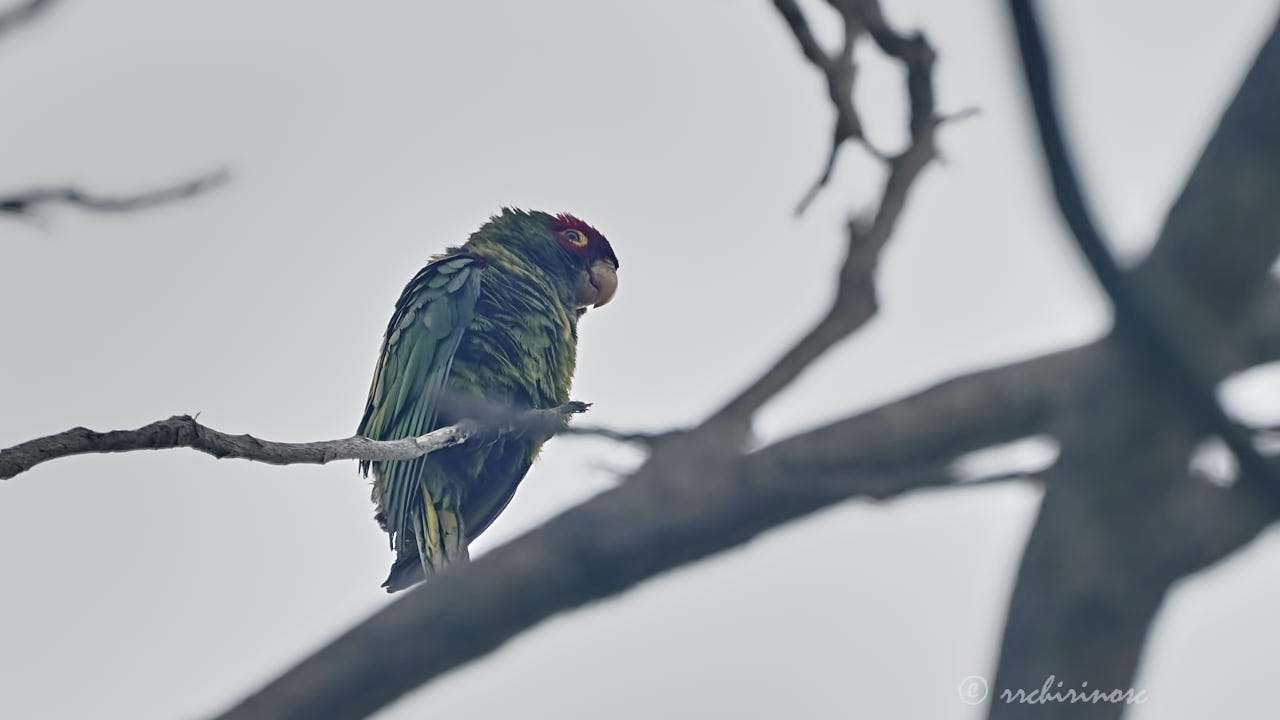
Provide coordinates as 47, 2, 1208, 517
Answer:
563, 229, 589, 247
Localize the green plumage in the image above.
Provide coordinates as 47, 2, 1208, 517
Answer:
358, 208, 618, 591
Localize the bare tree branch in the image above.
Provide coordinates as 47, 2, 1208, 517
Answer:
0, 402, 590, 481
1, 3, 228, 225
1007, 0, 1278, 495
773, 0, 834, 76
0, 169, 230, 221
989, 6, 1280, 718
774, 0, 871, 214
716, 0, 938, 427
215, 461, 977, 720
746, 280, 1280, 483
0, 0, 57, 43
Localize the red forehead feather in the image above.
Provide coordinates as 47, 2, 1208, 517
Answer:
550, 213, 619, 267
550, 213, 603, 242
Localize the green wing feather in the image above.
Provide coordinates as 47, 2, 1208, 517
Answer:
357, 253, 483, 553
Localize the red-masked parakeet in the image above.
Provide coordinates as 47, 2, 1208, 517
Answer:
357, 208, 619, 592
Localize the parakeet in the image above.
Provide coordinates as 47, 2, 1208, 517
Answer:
357, 208, 619, 592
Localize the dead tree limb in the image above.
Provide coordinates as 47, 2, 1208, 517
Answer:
715, 0, 937, 426
988, 5, 1280, 718
0, 0, 57, 43
0, 169, 230, 221
1008, 0, 1276, 494
0, 403, 590, 481
0, 0, 228, 223
774, 0, 869, 213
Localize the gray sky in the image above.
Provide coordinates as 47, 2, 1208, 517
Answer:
2, 1, 1279, 718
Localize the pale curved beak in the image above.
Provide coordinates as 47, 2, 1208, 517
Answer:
574, 259, 619, 309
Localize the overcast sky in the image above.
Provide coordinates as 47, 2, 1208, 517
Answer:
3, 1, 1279, 718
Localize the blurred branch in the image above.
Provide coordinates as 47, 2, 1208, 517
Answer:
774, 0, 872, 214
1007, 0, 1277, 495
990, 5, 1280, 718
716, 0, 938, 427
0, 0, 57, 42
1, 3, 227, 224
0, 402, 590, 481
0, 169, 230, 221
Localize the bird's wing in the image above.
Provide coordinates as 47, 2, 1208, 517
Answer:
357, 253, 483, 551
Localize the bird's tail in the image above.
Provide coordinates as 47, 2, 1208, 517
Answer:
381, 485, 469, 593
381, 554, 425, 592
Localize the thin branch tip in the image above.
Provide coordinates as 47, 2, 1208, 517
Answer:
0, 167, 231, 220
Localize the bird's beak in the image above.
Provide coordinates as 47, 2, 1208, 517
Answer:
574, 259, 619, 309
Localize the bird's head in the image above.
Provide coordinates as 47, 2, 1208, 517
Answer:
467, 208, 620, 311
546, 213, 619, 309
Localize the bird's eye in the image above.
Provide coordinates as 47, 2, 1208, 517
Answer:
562, 229, 589, 247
